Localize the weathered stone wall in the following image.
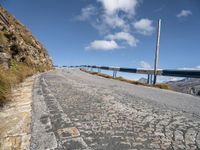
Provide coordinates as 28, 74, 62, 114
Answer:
0, 6, 53, 70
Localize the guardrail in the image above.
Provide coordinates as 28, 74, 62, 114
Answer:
74, 65, 200, 84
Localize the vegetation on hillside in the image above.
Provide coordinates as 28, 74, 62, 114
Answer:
0, 6, 53, 106
0, 61, 48, 106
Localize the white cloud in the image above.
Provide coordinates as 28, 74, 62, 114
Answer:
103, 14, 128, 30
97, 0, 138, 15
76, 0, 142, 50
140, 61, 151, 69
197, 66, 200, 69
105, 32, 138, 46
91, 13, 130, 33
177, 10, 192, 18
93, 0, 139, 32
91, 21, 110, 34
75, 5, 96, 21
75, 0, 140, 33
133, 18, 155, 36
86, 40, 120, 50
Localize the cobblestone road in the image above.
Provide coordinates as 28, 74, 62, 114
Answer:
30, 69, 200, 150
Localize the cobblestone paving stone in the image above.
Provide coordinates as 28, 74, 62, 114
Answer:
31, 69, 200, 150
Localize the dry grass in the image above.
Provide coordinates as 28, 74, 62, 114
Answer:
0, 62, 36, 106
0, 58, 50, 106
154, 83, 171, 89
0, 66, 13, 105
80, 69, 170, 90
21, 34, 35, 47
0, 31, 8, 46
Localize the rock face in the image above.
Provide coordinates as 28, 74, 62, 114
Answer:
0, 6, 53, 69
167, 78, 200, 96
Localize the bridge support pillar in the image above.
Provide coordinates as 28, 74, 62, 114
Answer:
151, 74, 153, 84
113, 71, 117, 78
147, 74, 150, 84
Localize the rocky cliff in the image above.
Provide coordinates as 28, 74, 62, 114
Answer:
0, 5, 53, 70
0, 6, 53, 105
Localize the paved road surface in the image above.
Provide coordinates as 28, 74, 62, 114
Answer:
30, 69, 200, 150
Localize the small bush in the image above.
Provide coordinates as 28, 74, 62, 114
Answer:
12, 64, 35, 82
35, 65, 46, 72
10, 59, 35, 82
23, 57, 33, 66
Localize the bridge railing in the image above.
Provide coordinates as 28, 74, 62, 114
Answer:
69, 65, 200, 84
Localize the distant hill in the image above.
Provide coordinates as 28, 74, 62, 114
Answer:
167, 78, 200, 96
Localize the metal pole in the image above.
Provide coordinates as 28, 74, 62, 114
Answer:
153, 19, 161, 84
147, 74, 150, 84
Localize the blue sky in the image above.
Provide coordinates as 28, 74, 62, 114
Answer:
1, 0, 200, 81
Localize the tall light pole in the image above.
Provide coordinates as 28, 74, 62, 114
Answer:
153, 19, 161, 84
